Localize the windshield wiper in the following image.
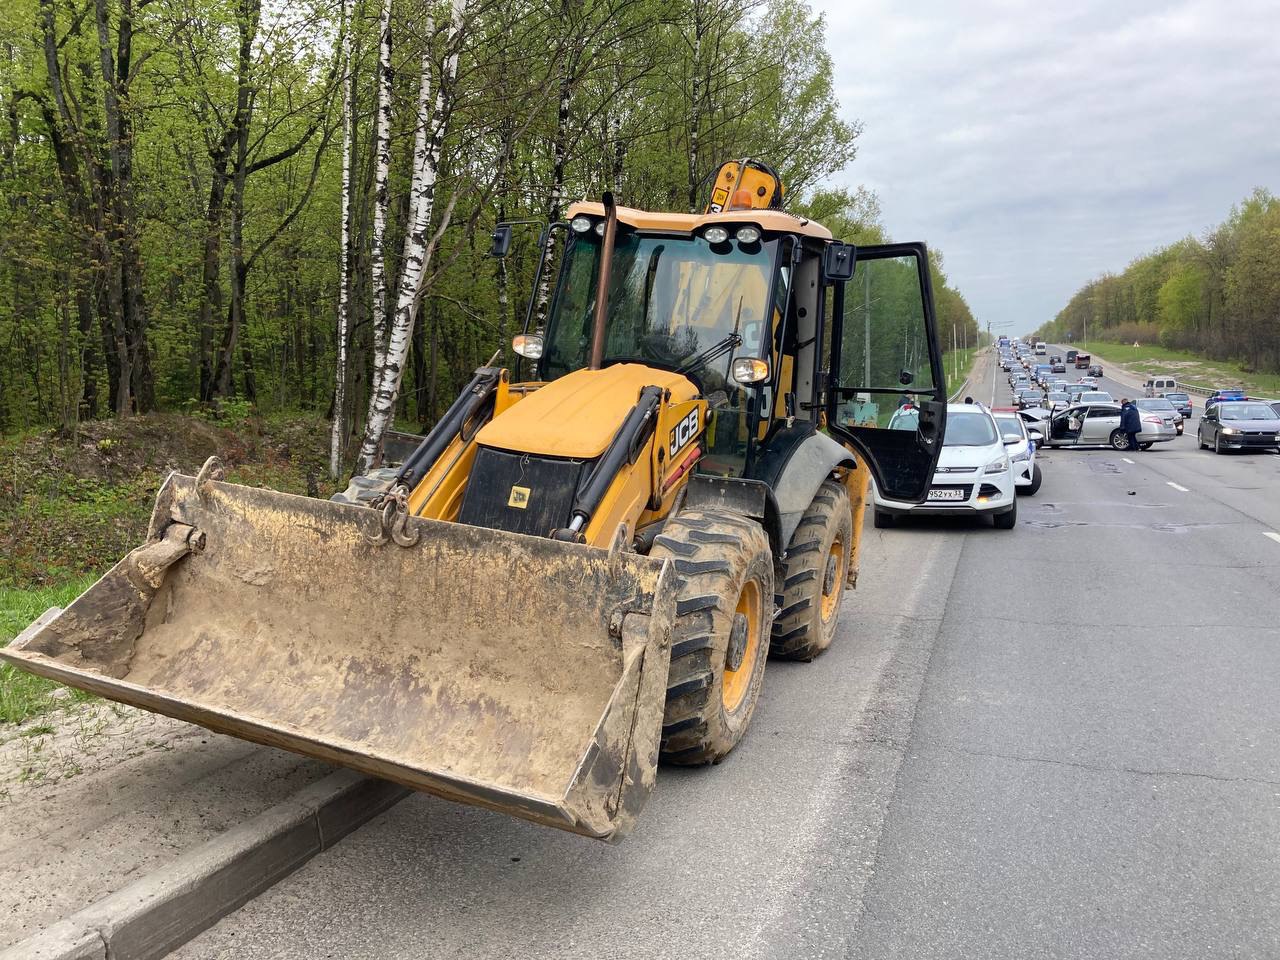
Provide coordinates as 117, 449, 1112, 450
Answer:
677, 294, 747, 376
677, 331, 742, 375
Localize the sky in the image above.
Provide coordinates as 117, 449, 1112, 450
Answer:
810, 0, 1280, 337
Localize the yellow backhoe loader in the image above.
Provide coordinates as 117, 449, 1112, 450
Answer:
3, 160, 948, 841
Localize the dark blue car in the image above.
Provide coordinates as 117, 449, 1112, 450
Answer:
1205, 388, 1246, 410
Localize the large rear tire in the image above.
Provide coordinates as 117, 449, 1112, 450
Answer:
651, 511, 774, 765
771, 480, 853, 662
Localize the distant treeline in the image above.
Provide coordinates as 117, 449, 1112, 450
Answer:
1036, 189, 1280, 373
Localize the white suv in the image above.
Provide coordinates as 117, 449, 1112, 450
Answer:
873, 403, 1018, 529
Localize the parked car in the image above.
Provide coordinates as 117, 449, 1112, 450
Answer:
1066, 349, 1079, 364
1078, 391, 1114, 404
1144, 376, 1178, 398
1205, 388, 1247, 410
873, 403, 1018, 529
1197, 401, 1280, 453
1136, 397, 1183, 435
1087, 363, 1103, 377
1042, 402, 1176, 450
992, 411, 1043, 496
1051, 362, 1067, 373
1163, 392, 1193, 419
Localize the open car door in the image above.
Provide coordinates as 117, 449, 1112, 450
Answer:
825, 242, 947, 502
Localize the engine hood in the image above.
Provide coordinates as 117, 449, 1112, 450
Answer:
478, 364, 698, 459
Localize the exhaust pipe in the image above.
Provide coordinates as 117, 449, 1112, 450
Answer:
588, 191, 618, 371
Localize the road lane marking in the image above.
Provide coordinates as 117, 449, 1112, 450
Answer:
1122, 458, 1134, 464
1166, 481, 1190, 492
1265, 532, 1280, 545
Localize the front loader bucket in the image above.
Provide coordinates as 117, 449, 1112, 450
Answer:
1, 472, 677, 840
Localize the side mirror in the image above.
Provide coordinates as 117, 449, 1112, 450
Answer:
489, 223, 513, 258
823, 242, 856, 282
1002, 433, 1021, 445
1028, 429, 1043, 442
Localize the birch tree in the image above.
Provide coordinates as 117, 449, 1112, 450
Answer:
331, 19, 355, 478
358, 0, 467, 471
367, 0, 395, 380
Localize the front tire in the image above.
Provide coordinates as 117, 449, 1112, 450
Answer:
993, 499, 1017, 529
1110, 430, 1129, 451
873, 509, 895, 529
771, 480, 853, 662
1215, 434, 1224, 455
1022, 463, 1043, 496
651, 510, 774, 765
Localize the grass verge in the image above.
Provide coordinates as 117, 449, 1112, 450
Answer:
1075, 341, 1280, 397
943, 346, 981, 398
0, 577, 99, 724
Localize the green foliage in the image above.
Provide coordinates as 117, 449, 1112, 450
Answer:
0, 0, 978, 443
1037, 189, 1280, 373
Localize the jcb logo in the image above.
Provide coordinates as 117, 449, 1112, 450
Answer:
669, 409, 700, 457
508, 485, 531, 509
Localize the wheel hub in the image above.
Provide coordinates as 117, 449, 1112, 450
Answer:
823, 554, 838, 596
726, 613, 749, 672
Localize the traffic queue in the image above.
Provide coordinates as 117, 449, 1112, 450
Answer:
871, 337, 1280, 533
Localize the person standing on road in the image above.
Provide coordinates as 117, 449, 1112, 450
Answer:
1120, 398, 1142, 450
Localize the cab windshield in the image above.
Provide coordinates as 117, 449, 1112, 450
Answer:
541, 231, 780, 390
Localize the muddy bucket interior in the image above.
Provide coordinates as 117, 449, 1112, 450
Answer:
1, 474, 676, 840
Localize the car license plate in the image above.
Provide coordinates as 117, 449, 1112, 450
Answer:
927, 487, 966, 501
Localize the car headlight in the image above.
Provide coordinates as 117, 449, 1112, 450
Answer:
1221, 427, 1240, 435
1010, 449, 1031, 462
984, 457, 1009, 474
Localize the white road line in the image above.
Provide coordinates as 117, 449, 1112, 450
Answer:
1166, 481, 1190, 492
1122, 457, 1134, 464
1264, 532, 1280, 545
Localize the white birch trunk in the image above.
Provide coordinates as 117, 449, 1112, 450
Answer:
688, 12, 703, 214
368, 0, 394, 378
532, 70, 572, 328
330, 22, 354, 478
358, 0, 466, 471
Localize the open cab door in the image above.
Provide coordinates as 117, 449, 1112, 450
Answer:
825, 242, 947, 502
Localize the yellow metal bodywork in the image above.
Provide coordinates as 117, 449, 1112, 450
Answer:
477, 365, 695, 460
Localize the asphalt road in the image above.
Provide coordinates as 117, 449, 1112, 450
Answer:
171, 353, 1280, 960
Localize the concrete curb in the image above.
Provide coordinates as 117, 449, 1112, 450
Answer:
1, 770, 409, 960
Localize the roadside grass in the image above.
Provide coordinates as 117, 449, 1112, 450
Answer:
1076, 341, 1280, 397
943, 346, 980, 398
1, 411, 341, 727
0, 577, 99, 724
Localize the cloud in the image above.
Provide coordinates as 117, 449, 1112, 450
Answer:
811, 0, 1280, 334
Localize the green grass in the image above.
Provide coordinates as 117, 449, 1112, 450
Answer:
943, 346, 980, 398
1075, 341, 1280, 397
0, 576, 100, 725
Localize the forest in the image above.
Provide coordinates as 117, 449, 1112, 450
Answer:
0, 0, 979, 476
1036, 189, 1280, 373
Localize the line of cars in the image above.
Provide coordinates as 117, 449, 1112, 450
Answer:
1142, 378, 1280, 454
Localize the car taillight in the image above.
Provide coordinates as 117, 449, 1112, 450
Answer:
1143, 416, 1162, 425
